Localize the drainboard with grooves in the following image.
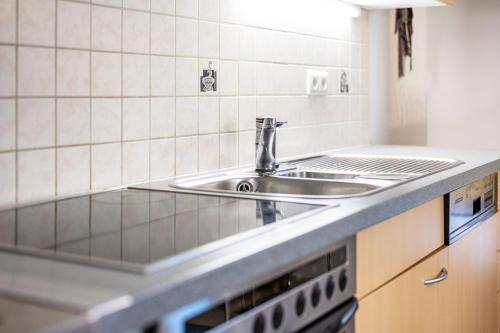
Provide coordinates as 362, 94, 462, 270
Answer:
290, 154, 462, 176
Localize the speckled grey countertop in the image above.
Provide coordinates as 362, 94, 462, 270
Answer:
1, 145, 500, 333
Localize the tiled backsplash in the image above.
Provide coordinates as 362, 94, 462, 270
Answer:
0, 0, 369, 207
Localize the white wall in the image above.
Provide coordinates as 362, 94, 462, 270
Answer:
383, 0, 500, 148
427, 0, 500, 149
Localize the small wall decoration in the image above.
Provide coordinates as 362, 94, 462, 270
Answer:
340, 70, 349, 93
200, 61, 217, 92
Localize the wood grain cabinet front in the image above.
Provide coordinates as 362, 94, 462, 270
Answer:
356, 214, 497, 333
356, 247, 449, 333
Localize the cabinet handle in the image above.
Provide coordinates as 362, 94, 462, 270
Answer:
424, 268, 448, 286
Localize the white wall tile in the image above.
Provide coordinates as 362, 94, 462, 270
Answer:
199, 97, 219, 134
220, 96, 238, 132
0, 153, 15, 206
57, 1, 91, 49
91, 98, 121, 143
18, 99, 55, 149
219, 132, 237, 168
151, 0, 175, 14
176, 136, 198, 175
57, 50, 90, 96
123, 10, 150, 54
219, 61, 238, 95
0, 100, 15, 151
199, 134, 219, 171
91, 52, 121, 97
176, 18, 198, 57
151, 97, 175, 138
199, 22, 219, 59
57, 98, 90, 146
92, 0, 122, 6
123, 98, 150, 140
18, 0, 56, 46
199, 0, 219, 22
238, 96, 255, 131
18, 149, 55, 202
239, 26, 256, 61
123, 0, 150, 10
0, 46, 15, 97
57, 146, 90, 196
91, 143, 121, 189
220, 24, 239, 60
123, 54, 150, 97
238, 131, 254, 165
151, 14, 175, 56
92, 5, 122, 52
238, 62, 256, 95
123, 141, 150, 183
175, 57, 198, 96
220, 0, 239, 24
0, 0, 16, 43
150, 138, 175, 180
176, 0, 198, 18
176, 97, 198, 136
18, 47, 55, 96
151, 56, 175, 96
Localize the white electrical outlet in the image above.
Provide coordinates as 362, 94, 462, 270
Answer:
306, 70, 328, 95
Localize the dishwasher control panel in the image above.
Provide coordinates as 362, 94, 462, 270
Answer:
445, 173, 497, 244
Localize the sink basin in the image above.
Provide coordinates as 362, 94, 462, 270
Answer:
276, 171, 358, 180
155, 154, 463, 200
172, 174, 381, 198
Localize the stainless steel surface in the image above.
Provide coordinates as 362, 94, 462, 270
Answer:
291, 154, 462, 175
162, 236, 356, 333
445, 173, 498, 244
168, 154, 463, 200
255, 117, 287, 173
423, 268, 448, 286
174, 173, 381, 198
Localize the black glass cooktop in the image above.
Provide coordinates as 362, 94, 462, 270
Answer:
0, 190, 323, 274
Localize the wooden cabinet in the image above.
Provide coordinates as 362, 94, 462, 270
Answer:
356, 212, 497, 333
356, 198, 443, 298
445, 215, 497, 333
356, 248, 449, 333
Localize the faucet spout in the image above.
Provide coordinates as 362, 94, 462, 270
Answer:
255, 117, 287, 173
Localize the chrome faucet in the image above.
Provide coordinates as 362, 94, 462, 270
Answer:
255, 117, 287, 173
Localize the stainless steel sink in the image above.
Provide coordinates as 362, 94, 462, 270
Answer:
166, 154, 463, 199
174, 174, 380, 198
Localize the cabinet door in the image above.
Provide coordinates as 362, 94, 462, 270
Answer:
446, 215, 498, 333
356, 248, 449, 333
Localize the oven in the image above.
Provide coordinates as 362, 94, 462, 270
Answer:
161, 236, 357, 333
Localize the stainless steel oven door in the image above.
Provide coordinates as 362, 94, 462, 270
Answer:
297, 298, 358, 333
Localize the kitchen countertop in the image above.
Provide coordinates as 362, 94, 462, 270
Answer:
1, 145, 500, 333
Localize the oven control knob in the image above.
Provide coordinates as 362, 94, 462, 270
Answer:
272, 304, 284, 329
325, 276, 335, 299
339, 269, 348, 292
253, 314, 265, 333
295, 291, 306, 316
311, 283, 321, 307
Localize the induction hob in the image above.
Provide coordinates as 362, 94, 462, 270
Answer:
0, 189, 324, 274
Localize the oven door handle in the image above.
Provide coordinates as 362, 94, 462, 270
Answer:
298, 298, 358, 333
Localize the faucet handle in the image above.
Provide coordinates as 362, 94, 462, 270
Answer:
256, 117, 287, 128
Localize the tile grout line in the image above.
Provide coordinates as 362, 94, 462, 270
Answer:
89, 0, 93, 193
55, 0, 59, 199
14, 0, 19, 205
120, 0, 124, 189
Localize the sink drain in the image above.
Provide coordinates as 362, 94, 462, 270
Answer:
236, 181, 253, 193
